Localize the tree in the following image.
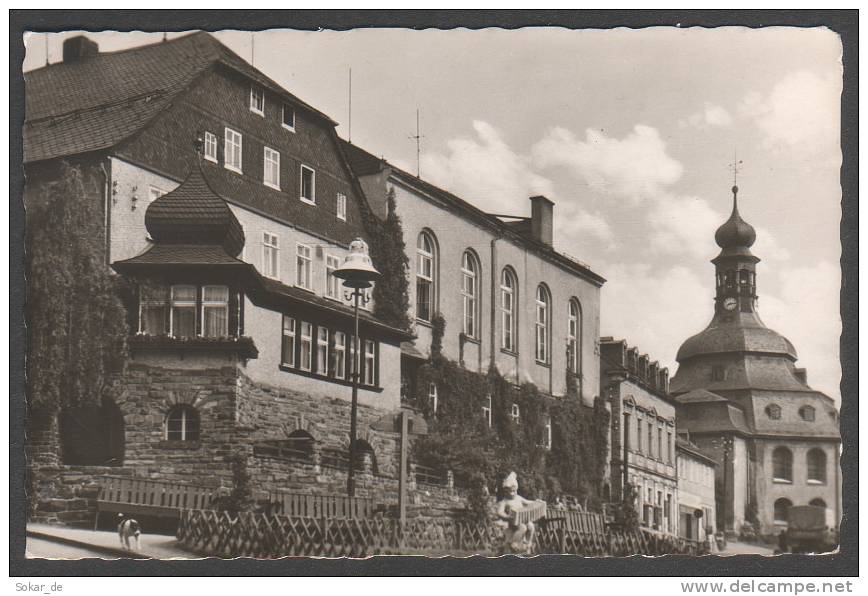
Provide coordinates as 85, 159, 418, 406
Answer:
25, 162, 129, 412
369, 188, 411, 331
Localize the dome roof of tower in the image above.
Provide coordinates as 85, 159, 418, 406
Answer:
715, 185, 756, 250
676, 312, 798, 362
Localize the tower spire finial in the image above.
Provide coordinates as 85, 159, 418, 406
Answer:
729, 149, 743, 198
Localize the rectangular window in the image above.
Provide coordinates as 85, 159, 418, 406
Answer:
201, 285, 229, 338
363, 340, 376, 385
648, 423, 654, 459
282, 103, 295, 131
204, 131, 218, 162
657, 426, 663, 462
333, 331, 347, 379
482, 395, 492, 428
281, 316, 296, 367
300, 165, 316, 204
224, 127, 243, 173
544, 416, 552, 450
667, 431, 673, 464
299, 322, 313, 371
170, 285, 197, 339
262, 232, 279, 279
416, 244, 433, 322
263, 146, 280, 190
250, 85, 264, 115
296, 244, 312, 290
636, 418, 643, 454
501, 280, 514, 351
139, 285, 168, 335
336, 193, 347, 221
316, 326, 329, 375
326, 255, 341, 299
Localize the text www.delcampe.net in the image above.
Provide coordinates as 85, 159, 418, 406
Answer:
680, 581, 855, 594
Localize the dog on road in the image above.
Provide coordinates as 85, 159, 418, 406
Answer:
117, 514, 141, 551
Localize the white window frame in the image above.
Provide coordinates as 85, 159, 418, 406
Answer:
336, 192, 347, 221
544, 416, 552, 450
299, 322, 313, 371
500, 268, 516, 352
201, 285, 229, 338
282, 103, 296, 131
568, 299, 580, 373
296, 243, 312, 290
482, 395, 492, 428
363, 340, 376, 386
139, 285, 168, 336
170, 284, 197, 338
300, 165, 316, 205
263, 146, 281, 190
416, 231, 435, 322
325, 254, 341, 300
316, 326, 329, 375
461, 251, 479, 339
203, 131, 218, 163
510, 403, 520, 424
333, 331, 347, 379
262, 232, 280, 279
250, 85, 264, 116
535, 285, 550, 364
166, 406, 198, 442
148, 186, 164, 203
429, 383, 438, 414
224, 127, 243, 174
281, 316, 296, 367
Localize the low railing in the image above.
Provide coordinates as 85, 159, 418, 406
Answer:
548, 509, 607, 534
265, 491, 374, 520
253, 441, 313, 463
411, 462, 449, 487
98, 475, 215, 511
177, 509, 710, 558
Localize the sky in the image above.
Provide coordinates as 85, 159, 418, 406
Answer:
23, 27, 843, 401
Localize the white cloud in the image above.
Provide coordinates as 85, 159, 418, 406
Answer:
421, 120, 613, 244
531, 124, 683, 201
601, 263, 712, 372
679, 103, 733, 129
760, 261, 841, 402
647, 193, 722, 257
740, 70, 841, 158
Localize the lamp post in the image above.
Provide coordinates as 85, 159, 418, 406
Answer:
333, 238, 381, 497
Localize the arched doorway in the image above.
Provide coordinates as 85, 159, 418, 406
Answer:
60, 397, 124, 466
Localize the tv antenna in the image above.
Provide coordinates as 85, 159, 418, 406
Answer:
408, 109, 424, 178
348, 68, 352, 143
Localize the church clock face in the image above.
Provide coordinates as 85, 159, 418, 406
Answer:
723, 297, 738, 311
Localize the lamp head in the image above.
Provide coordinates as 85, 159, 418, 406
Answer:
334, 238, 381, 289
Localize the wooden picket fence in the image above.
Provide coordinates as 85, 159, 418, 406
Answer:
176, 509, 707, 558
265, 491, 374, 519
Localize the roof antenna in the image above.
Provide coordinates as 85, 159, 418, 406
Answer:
250, 32, 255, 66
162, 32, 168, 42
408, 109, 423, 178
348, 67, 352, 143
44, 33, 49, 66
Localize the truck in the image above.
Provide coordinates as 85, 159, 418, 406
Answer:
785, 505, 837, 553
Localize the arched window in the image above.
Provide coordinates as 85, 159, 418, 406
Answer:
799, 405, 816, 422
567, 298, 582, 376
807, 448, 827, 483
766, 404, 782, 420
166, 405, 200, 442
415, 231, 436, 322
511, 403, 521, 423
772, 446, 793, 482
500, 267, 517, 352
774, 498, 792, 524
535, 284, 551, 364
809, 498, 827, 509
428, 382, 438, 414
461, 251, 480, 338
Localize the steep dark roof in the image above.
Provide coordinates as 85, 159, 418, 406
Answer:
676, 310, 798, 363
24, 32, 334, 163
676, 437, 718, 467
340, 139, 606, 287
112, 245, 253, 271
676, 389, 729, 404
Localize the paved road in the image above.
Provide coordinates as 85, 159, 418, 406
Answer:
719, 540, 776, 555
26, 537, 127, 559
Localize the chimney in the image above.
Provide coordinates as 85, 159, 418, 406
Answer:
794, 368, 808, 385
63, 35, 99, 63
529, 195, 554, 246
659, 368, 670, 394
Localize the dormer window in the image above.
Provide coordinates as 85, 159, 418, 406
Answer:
799, 405, 816, 422
766, 404, 782, 420
282, 103, 296, 131
250, 86, 264, 115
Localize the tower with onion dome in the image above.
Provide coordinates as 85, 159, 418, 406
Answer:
670, 183, 840, 539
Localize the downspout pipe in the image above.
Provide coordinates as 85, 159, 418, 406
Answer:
489, 236, 498, 370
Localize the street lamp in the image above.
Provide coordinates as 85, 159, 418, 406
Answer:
333, 238, 381, 497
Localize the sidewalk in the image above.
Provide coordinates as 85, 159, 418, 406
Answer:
26, 523, 200, 559
719, 540, 776, 556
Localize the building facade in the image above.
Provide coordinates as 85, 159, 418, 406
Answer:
676, 439, 717, 543
24, 33, 455, 519
670, 185, 841, 537
601, 338, 678, 535
342, 142, 605, 407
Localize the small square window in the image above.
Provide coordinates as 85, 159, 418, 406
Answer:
203, 131, 218, 162
250, 86, 264, 115
282, 103, 296, 131
300, 165, 316, 204
336, 193, 347, 221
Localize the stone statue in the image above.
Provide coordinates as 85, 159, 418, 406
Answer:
495, 472, 543, 554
